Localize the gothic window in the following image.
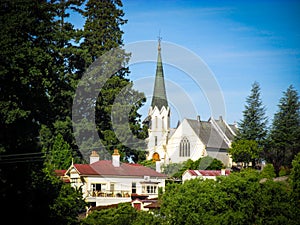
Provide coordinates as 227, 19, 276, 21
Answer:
154, 136, 157, 146
155, 116, 158, 128
179, 137, 190, 157
162, 116, 164, 130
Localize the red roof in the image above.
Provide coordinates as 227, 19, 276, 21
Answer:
188, 169, 230, 177
73, 160, 167, 178
73, 164, 98, 175
54, 169, 67, 176
54, 169, 70, 183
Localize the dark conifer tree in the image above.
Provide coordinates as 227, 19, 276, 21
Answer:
77, 0, 147, 162
233, 81, 267, 167
0, 1, 85, 223
265, 85, 300, 176
236, 81, 268, 143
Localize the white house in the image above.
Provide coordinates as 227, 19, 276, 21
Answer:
62, 150, 168, 207
182, 169, 231, 182
145, 40, 237, 168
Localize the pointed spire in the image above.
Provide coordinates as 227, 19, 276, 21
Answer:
151, 37, 168, 110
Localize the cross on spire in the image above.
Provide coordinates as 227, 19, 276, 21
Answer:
158, 30, 162, 51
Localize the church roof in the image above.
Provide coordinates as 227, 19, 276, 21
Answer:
186, 118, 234, 149
151, 39, 168, 110
213, 118, 237, 141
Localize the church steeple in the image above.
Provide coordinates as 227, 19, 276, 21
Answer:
146, 37, 170, 163
151, 38, 168, 110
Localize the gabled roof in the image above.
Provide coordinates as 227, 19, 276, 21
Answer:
187, 169, 231, 177
54, 169, 67, 176
54, 169, 70, 183
73, 164, 99, 175
186, 119, 230, 149
70, 160, 168, 178
213, 118, 237, 141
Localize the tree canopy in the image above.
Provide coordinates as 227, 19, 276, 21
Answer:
236, 81, 268, 143
233, 81, 267, 167
0, 0, 146, 223
265, 85, 300, 176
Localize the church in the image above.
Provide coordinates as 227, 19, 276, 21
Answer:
144, 40, 237, 168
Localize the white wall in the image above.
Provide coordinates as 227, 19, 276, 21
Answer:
167, 119, 206, 163
147, 106, 170, 161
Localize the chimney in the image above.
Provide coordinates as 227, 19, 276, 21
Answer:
90, 150, 99, 164
112, 149, 120, 167
155, 159, 161, 173
221, 169, 226, 176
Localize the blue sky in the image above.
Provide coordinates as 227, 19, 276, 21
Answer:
71, 0, 300, 127
120, 0, 300, 127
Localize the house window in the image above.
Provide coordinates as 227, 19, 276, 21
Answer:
110, 183, 115, 192
132, 182, 136, 194
91, 183, 106, 191
71, 178, 77, 183
179, 137, 190, 157
142, 184, 158, 194
154, 136, 157, 146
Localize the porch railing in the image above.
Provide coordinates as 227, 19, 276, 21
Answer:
87, 190, 131, 198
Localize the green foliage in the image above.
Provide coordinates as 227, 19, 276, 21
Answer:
81, 203, 137, 225
0, 0, 146, 223
163, 156, 224, 179
28, 165, 86, 225
139, 159, 156, 170
235, 82, 267, 168
259, 164, 276, 179
49, 183, 87, 225
43, 133, 75, 171
290, 152, 300, 207
279, 166, 291, 177
132, 210, 163, 225
236, 81, 268, 144
72, 0, 147, 162
82, 203, 163, 225
265, 85, 300, 176
161, 169, 296, 225
162, 162, 184, 177
229, 139, 262, 167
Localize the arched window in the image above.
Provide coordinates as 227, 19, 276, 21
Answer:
179, 137, 190, 157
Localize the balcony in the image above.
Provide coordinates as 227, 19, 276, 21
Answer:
85, 190, 133, 206
87, 190, 132, 198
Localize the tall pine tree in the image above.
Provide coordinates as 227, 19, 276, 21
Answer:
265, 85, 300, 176
76, 0, 147, 162
232, 81, 267, 167
237, 81, 268, 143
